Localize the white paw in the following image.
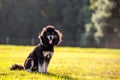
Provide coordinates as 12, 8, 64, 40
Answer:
26, 69, 32, 72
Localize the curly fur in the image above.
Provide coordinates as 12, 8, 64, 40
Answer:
10, 25, 62, 73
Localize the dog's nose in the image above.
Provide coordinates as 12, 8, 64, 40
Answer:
50, 36, 53, 40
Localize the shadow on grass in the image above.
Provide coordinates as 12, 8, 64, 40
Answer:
44, 72, 78, 80
9, 69, 78, 79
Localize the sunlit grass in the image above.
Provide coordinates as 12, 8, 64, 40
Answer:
0, 45, 120, 80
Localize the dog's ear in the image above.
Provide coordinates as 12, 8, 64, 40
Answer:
38, 27, 46, 44
38, 33, 41, 39
38, 26, 47, 39
38, 33, 43, 45
53, 29, 62, 45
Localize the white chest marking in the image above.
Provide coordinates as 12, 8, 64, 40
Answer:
43, 51, 53, 57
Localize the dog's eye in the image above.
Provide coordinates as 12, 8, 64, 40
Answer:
51, 32, 54, 34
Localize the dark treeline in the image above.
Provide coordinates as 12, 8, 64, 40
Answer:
0, 0, 120, 48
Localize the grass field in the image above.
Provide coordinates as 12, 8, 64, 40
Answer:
0, 45, 120, 80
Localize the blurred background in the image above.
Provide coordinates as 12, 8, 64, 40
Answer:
0, 0, 120, 48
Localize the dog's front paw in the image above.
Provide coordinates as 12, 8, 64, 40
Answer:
26, 69, 32, 72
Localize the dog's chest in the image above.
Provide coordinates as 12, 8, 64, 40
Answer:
42, 51, 53, 58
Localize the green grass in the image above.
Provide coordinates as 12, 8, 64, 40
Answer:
0, 45, 120, 80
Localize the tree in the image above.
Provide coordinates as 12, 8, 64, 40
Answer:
0, 0, 92, 46
85, 0, 120, 47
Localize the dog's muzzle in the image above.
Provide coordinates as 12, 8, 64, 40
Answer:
47, 35, 54, 44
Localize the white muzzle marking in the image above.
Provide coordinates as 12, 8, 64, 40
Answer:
47, 35, 54, 44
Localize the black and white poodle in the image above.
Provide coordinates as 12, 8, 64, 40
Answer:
10, 25, 62, 73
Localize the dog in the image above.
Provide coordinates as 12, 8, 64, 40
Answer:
10, 25, 62, 73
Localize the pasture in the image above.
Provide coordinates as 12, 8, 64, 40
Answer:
0, 45, 120, 80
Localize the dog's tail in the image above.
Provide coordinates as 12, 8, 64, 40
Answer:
10, 64, 24, 70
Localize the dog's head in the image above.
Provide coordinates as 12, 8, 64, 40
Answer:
38, 25, 62, 46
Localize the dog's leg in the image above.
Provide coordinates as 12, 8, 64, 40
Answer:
38, 61, 48, 73
38, 52, 53, 73
24, 58, 34, 72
